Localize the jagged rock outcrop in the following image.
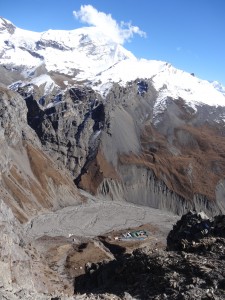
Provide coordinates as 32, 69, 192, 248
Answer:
167, 210, 225, 251
18, 85, 104, 179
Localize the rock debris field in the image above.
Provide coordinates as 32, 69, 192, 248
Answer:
24, 191, 179, 241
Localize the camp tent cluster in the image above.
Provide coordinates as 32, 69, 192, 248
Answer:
119, 230, 148, 241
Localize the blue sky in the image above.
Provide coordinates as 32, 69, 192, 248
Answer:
1, 0, 225, 85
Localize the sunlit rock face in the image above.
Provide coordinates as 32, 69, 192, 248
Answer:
0, 84, 82, 223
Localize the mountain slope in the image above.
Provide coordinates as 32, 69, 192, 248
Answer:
77, 81, 225, 216
1, 16, 225, 217
0, 84, 82, 223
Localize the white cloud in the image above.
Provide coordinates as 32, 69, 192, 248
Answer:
73, 5, 146, 44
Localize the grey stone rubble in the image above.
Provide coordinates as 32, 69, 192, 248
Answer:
167, 210, 225, 250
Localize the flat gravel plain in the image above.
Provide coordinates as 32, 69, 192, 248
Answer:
24, 191, 179, 240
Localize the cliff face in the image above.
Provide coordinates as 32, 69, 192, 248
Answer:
23, 86, 104, 179
0, 84, 82, 223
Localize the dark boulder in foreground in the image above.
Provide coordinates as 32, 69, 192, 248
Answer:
167, 210, 225, 251
75, 212, 225, 300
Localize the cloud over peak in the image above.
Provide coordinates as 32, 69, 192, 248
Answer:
73, 5, 146, 44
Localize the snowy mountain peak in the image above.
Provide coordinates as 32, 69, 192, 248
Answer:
0, 17, 225, 110
0, 21, 135, 81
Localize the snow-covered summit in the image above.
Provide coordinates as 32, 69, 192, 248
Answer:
0, 17, 225, 108
0, 18, 135, 77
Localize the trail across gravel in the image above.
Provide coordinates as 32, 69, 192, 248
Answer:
24, 191, 179, 240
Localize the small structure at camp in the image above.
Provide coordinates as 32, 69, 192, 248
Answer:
120, 230, 148, 241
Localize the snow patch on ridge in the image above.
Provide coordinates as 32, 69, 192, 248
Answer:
1, 17, 225, 113
31, 74, 58, 94
9, 74, 58, 96
92, 59, 225, 109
